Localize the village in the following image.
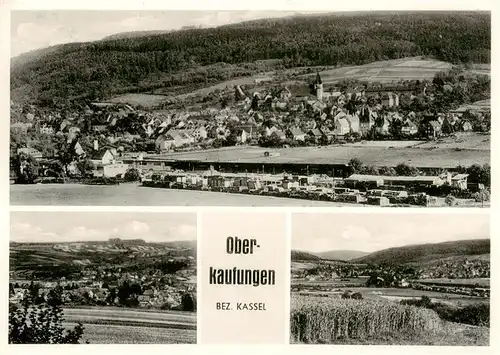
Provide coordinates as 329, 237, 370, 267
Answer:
10, 67, 491, 207
9, 248, 197, 311
291, 256, 490, 298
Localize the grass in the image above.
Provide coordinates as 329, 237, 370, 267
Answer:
65, 322, 196, 344
290, 294, 489, 345
155, 141, 490, 168
300, 57, 453, 84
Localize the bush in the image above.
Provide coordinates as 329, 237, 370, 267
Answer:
9, 297, 86, 344
400, 296, 490, 327
124, 167, 141, 182
445, 195, 457, 206
474, 189, 490, 203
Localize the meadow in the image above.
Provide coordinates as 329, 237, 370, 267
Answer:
301, 57, 453, 84
157, 134, 490, 168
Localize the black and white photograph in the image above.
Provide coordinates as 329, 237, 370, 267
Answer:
8, 212, 197, 344
290, 212, 490, 345
9, 10, 491, 207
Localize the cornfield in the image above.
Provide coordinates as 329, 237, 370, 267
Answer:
290, 295, 442, 343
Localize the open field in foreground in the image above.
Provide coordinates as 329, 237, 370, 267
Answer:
10, 183, 348, 206
158, 136, 490, 168
62, 307, 196, 344
290, 294, 488, 345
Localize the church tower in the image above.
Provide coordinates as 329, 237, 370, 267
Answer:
314, 72, 323, 101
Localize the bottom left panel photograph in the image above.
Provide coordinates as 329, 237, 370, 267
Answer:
9, 211, 197, 344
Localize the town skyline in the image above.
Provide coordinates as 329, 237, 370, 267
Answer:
10, 212, 197, 243
292, 213, 490, 253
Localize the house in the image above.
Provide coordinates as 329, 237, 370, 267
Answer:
451, 173, 469, 190
192, 126, 208, 140
320, 127, 334, 141
17, 147, 43, 159
89, 149, 115, 166
374, 116, 391, 136
288, 128, 306, 141
346, 114, 360, 134
462, 120, 473, 132
166, 129, 189, 146
40, 124, 54, 135
425, 120, 442, 139
307, 129, 323, 142
359, 106, 375, 137
156, 134, 176, 151
333, 117, 350, 137
276, 87, 292, 101
381, 92, 399, 107
273, 130, 287, 141
401, 119, 418, 136
74, 141, 86, 157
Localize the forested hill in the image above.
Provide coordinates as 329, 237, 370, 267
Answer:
11, 11, 490, 107
353, 239, 490, 266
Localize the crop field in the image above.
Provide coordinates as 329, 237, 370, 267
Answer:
290, 294, 489, 345
300, 57, 453, 84
292, 286, 488, 306
62, 307, 196, 344
107, 93, 169, 108
290, 295, 441, 343
158, 139, 490, 168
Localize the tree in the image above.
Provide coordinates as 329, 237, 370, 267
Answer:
9, 290, 86, 344
12, 153, 39, 184
379, 166, 397, 176
348, 158, 364, 174
319, 134, 329, 146
76, 159, 94, 177
180, 292, 196, 312
124, 167, 141, 182
395, 163, 419, 176
467, 164, 490, 187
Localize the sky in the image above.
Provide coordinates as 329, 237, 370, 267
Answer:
10, 212, 197, 243
10, 10, 315, 57
292, 213, 490, 253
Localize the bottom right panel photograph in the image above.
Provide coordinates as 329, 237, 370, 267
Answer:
290, 212, 490, 346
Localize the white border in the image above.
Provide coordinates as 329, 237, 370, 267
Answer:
1, 0, 497, 354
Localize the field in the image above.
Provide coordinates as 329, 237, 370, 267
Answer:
300, 57, 453, 84
62, 307, 196, 344
107, 93, 169, 108
292, 284, 488, 307
156, 134, 490, 168
290, 294, 489, 345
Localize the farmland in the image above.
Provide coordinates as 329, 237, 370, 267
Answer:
156, 133, 490, 168
62, 307, 196, 344
293, 286, 489, 307
290, 294, 489, 345
300, 57, 453, 84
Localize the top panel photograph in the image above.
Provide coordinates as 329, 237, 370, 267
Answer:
10, 10, 491, 207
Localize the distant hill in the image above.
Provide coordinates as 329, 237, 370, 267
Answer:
353, 239, 490, 265
9, 239, 197, 276
102, 30, 174, 41
10, 11, 490, 107
316, 250, 370, 261
291, 250, 321, 262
